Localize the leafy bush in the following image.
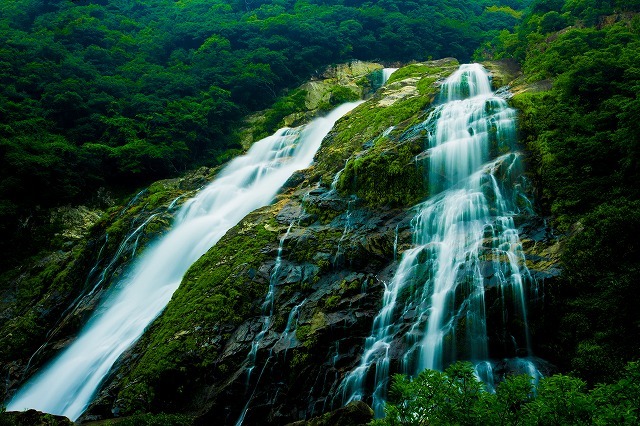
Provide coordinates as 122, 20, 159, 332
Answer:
374, 361, 640, 425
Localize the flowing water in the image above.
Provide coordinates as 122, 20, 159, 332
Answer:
340, 64, 538, 415
6, 101, 362, 421
383, 68, 398, 83
245, 221, 294, 383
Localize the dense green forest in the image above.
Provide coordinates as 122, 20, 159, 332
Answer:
0, 0, 525, 269
480, 0, 640, 385
3, 0, 640, 423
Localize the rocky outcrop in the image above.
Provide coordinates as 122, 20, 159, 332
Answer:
0, 409, 73, 426
5, 59, 566, 425
237, 61, 384, 149
91, 58, 564, 424
85, 184, 412, 424
285, 401, 373, 426
80, 60, 464, 425
0, 167, 217, 402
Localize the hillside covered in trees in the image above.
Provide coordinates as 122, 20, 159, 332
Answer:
0, 0, 525, 268
2, 0, 640, 424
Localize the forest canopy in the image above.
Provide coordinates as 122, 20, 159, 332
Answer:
0, 0, 528, 266
486, 0, 640, 384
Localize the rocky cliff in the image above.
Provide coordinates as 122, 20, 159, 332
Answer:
2, 59, 563, 425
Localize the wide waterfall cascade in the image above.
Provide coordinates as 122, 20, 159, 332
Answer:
340, 64, 539, 416
6, 101, 363, 421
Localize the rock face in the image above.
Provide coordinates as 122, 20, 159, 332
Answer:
285, 401, 373, 426
4, 59, 565, 425
0, 409, 73, 426
0, 167, 216, 402
80, 59, 464, 425
237, 60, 384, 150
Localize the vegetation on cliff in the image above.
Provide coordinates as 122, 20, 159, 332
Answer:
3, 0, 640, 424
0, 0, 527, 270
375, 361, 640, 426
485, 0, 640, 384
64, 62, 462, 422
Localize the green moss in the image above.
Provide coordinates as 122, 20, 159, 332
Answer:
324, 294, 340, 310
386, 63, 450, 85
0, 244, 91, 362
103, 413, 193, 425
340, 278, 362, 294
294, 228, 342, 264
295, 311, 326, 349
301, 198, 343, 225
296, 325, 313, 346
314, 60, 458, 188
290, 349, 309, 371
327, 85, 360, 106
416, 77, 438, 95
337, 139, 428, 207
116, 209, 278, 414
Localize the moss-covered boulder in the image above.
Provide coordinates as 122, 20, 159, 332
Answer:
314, 58, 460, 206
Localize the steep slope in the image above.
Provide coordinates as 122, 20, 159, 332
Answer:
81, 59, 460, 424
76, 59, 559, 425
0, 63, 382, 411
489, 2, 640, 383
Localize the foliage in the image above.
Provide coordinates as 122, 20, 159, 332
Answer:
486, 0, 640, 384
103, 412, 192, 425
372, 362, 483, 426
374, 361, 640, 425
0, 405, 15, 426
0, 0, 529, 268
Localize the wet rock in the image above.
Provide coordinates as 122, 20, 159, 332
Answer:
284, 400, 373, 426
1, 409, 73, 426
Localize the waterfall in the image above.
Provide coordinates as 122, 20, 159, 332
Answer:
340, 64, 538, 415
383, 68, 398, 84
244, 221, 294, 383
6, 101, 363, 421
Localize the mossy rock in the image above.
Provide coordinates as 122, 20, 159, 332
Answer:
237, 61, 383, 149
313, 58, 459, 204
285, 401, 373, 426
482, 59, 522, 90
0, 409, 73, 426
113, 206, 280, 414
336, 138, 427, 207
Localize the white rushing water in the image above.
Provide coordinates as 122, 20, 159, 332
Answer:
340, 64, 538, 415
383, 68, 398, 83
6, 101, 362, 421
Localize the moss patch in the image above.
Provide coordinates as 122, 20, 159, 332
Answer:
386, 63, 448, 85
337, 138, 427, 207
313, 58, 459, 197
115, 207, 278, 414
